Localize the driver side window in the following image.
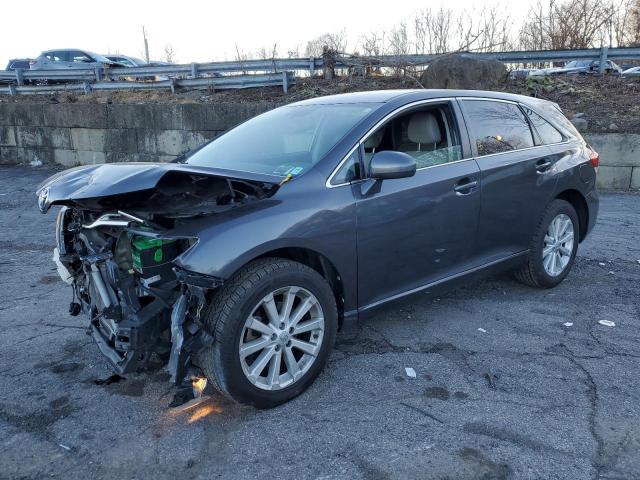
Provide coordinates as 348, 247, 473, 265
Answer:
363, 104, 462, 172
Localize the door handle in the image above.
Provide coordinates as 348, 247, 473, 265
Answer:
536, 159, 553, 173
454, 178, 478, 195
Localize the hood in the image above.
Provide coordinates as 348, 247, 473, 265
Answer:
36, 162, 282, 215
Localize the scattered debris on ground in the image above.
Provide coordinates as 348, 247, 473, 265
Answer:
598, 320, 616, 327
93, 374, 126, 385
405, 367, 417, 378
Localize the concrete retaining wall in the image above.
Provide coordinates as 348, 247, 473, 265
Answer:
0, 102, 637, 190
585, 134, 640, 190
0, 102, 278, 167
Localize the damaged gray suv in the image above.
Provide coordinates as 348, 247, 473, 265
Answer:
37, 90, 599, 408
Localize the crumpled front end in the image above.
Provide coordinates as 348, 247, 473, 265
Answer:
42, 163, 279, 386
53, 207, 216, 383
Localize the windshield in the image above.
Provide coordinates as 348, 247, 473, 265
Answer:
184, 104, 376, 177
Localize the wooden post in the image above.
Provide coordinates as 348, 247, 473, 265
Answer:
322, 46, 335, 80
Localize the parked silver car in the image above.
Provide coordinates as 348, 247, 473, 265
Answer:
30, 49, 125, 70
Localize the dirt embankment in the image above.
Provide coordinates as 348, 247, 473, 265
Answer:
1, 75, 638, 134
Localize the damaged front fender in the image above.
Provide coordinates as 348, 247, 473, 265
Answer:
38, 161, 282, 388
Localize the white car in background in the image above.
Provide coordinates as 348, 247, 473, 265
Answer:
529, 60, 623, 77
622, 66, 640, 76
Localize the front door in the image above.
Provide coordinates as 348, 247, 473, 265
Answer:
354, 102, 481, 309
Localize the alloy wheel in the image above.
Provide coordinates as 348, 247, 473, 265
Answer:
542, 213, 574, 277
239, 286, 325, 390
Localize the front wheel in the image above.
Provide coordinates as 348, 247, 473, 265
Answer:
514, 199, 579, 288
198, 258, 337, 408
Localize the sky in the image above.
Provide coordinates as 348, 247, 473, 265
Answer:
1, 0, 540, 67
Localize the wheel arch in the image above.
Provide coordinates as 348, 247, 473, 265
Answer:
555, 189, 588, 242
252, 247, 347, 326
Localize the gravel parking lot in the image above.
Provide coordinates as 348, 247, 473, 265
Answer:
1, 165, 639, 480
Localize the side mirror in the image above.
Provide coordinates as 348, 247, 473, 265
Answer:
369, 151, 417, 180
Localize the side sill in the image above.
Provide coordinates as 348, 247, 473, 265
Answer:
359, 250, 529, 314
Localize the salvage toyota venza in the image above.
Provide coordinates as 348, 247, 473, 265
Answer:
37, 90, 599, 407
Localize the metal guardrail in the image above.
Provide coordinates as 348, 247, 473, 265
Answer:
0, 71, 295, 95
0, 46, 638, 95
350, 47, 640, 66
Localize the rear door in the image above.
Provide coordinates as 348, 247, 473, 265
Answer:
40, 51, 66, 69
459, 98, 559, 263
353, 100, 481, 309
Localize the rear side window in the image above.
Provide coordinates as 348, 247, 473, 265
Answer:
462, 100, 534, 156
537, 104, 581, 140
522, 107, 564, 145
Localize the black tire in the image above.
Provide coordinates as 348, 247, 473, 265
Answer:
197, 258, 337, 408
514, 199, 579, 288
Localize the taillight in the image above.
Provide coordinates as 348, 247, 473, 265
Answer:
589, 148, 599, 172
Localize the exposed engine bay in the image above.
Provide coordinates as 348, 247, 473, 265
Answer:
40, 164, 279, 386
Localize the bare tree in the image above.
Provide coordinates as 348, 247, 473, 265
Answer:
632, 0, 640, 44
519, 0, 618, 50
359, 31, 385, 57
258, 43, 278, 60
413, 8, 452, 54
452, 6, 511, 53
410, 6, 510, 55
387, 21, 410, 56
610, 0, 640, 45
305, 30, 348, 56
164, 44, 176, 63
234, 44, 250, 74
287, 45, 301, 58
234, 44, 249, 62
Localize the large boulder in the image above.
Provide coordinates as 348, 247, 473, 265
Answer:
420, 53, 507, 90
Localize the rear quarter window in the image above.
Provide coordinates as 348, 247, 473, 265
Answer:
537, 104, 582, 140
10, 60, 29, 69
521, 107, 564, 145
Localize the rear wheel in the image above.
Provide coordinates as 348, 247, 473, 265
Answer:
514, 199, 579, 288
198, 258, 337, 408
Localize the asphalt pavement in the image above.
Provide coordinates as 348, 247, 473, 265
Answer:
1, 165, 639, 480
